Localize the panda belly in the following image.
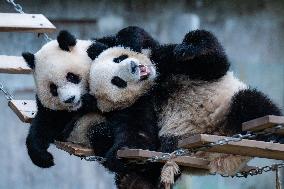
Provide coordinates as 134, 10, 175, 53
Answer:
67, 112, 106, 147
158, 72, 247, 138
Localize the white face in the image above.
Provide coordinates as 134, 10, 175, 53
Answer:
89, 47, 157, 112
33, 40, 92, 111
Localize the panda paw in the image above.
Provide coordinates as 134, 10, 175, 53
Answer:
209, 154, 251, 176
173, 44, 198, 62
28, 149, 55, 168
104, 145, 127, 173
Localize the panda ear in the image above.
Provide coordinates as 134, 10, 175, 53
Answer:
57, 30, 77, 51
87, 42, 108, 60
22, 52, 35, 69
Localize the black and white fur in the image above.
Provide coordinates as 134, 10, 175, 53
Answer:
22, 31, 105, 168
87, 26, 282, 184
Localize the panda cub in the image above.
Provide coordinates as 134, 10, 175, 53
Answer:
22, 30, 105, 168
88, 27, 282, 177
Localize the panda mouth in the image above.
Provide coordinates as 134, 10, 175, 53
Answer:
139, 65, 151, 80
68, 100, 81, 111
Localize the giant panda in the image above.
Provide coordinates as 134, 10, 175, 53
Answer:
22, 30, 106, 168
85, 26, 282, 183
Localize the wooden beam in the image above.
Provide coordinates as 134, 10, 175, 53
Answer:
8, 100, 36, 123
55, 141, 95, 157
0, 13, 56, 33
0, 55, 32, 74
117, 149, 209, 169
242, 115, 284, 135
178, 134, 284, 160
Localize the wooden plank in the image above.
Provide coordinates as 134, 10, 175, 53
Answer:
0, 13, 56, 33
55, 141, 95, 157
117, 149, 209, 169
0, 55, 32, 74
242, 115, 284, 135
8, 100, 36, 123
178, 134, 284, 160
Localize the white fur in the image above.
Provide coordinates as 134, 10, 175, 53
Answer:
158, 72, 247, 137
89, 46, 157, 112
67, 113, 106, 147
33, 40, 93, 110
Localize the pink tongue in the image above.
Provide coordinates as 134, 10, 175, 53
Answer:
139, 65, 150, 78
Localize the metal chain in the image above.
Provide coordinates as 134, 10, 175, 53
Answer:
83, 155, 106, 163
5, 0, 52, 42
0, 82, 14, 101
220, 162, 284, 178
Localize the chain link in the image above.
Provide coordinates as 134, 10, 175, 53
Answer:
5, 0, 52, 42
0, 82, 14, 101
83, 155, 106, 163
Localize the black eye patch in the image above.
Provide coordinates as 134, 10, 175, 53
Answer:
113, 54, 128, 63
111, 76, 127, 88
50, 83, 58, 96
66, 72, 81, 84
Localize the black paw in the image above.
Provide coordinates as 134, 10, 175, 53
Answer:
81, 93, 98, 112
104, 145, 127, 173
159, 135, 179, 153
27, 150, 55, 168
174, 44, 197, 62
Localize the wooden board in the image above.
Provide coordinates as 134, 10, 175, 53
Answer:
8, 100, 36, 123
242, 115, 284, 135
178, 134, 284, 160
0, 13, 56, 33
117, 149, 209, 169
0, 55, 32, 74
55, 141, 95, 157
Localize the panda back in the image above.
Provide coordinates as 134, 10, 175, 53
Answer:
158, 72, 247, 137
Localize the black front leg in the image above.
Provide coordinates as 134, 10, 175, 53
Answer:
173, 30, 230, 81
26, 117, 55, 168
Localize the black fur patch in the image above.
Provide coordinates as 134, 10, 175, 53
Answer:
113, 54, 128, 63
111, 76, 127, 88
49, 83, 58, 96
22, 52, 35, 69
66, 72, 80, 84
87, 42, 108, 60
57, 30, 77, 51
116, 26, 158, 52
226, 88, 282, 134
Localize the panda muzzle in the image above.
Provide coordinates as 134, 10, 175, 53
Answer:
139, 65, 150, 80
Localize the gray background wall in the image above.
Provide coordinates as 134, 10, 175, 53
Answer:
0, 0, 283, 189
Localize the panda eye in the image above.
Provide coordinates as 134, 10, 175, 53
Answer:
66, 72, 81, 84
49, 83, 58, 97
113, 54, 128, 63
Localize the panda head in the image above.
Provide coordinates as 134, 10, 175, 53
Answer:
22, 30, 101, 111
89, 46, 157, 112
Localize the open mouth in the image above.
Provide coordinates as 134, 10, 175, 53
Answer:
139, 64, 151, 80
68, 100, 81, 110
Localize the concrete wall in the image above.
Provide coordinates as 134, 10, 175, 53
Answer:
0, 0, 283, 189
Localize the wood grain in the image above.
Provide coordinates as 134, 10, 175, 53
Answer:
8, 100, 36, 123
0, 13, 56, 33
55, 141, 95, 157
0, 55, 32, 74
179, 134, 284, 160
242, 115, 284, 134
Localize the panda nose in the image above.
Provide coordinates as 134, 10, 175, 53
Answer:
64, 96, 75, 103
130, 61, 138, 74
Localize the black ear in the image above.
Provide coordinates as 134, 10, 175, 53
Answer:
57, 30, 77, 51
87, 42, 108, 60
22, 52, 35, 69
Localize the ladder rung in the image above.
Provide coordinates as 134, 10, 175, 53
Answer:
0, 13, 56, 33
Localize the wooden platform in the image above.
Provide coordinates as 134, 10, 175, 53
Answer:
242, 115, 284, 135
55, 141, 95, 157
8, 100, 36, 123
0, 13, 56, 33
0, 55, 32, 74
117, 149, 209, 169
178, 134, 284, 160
